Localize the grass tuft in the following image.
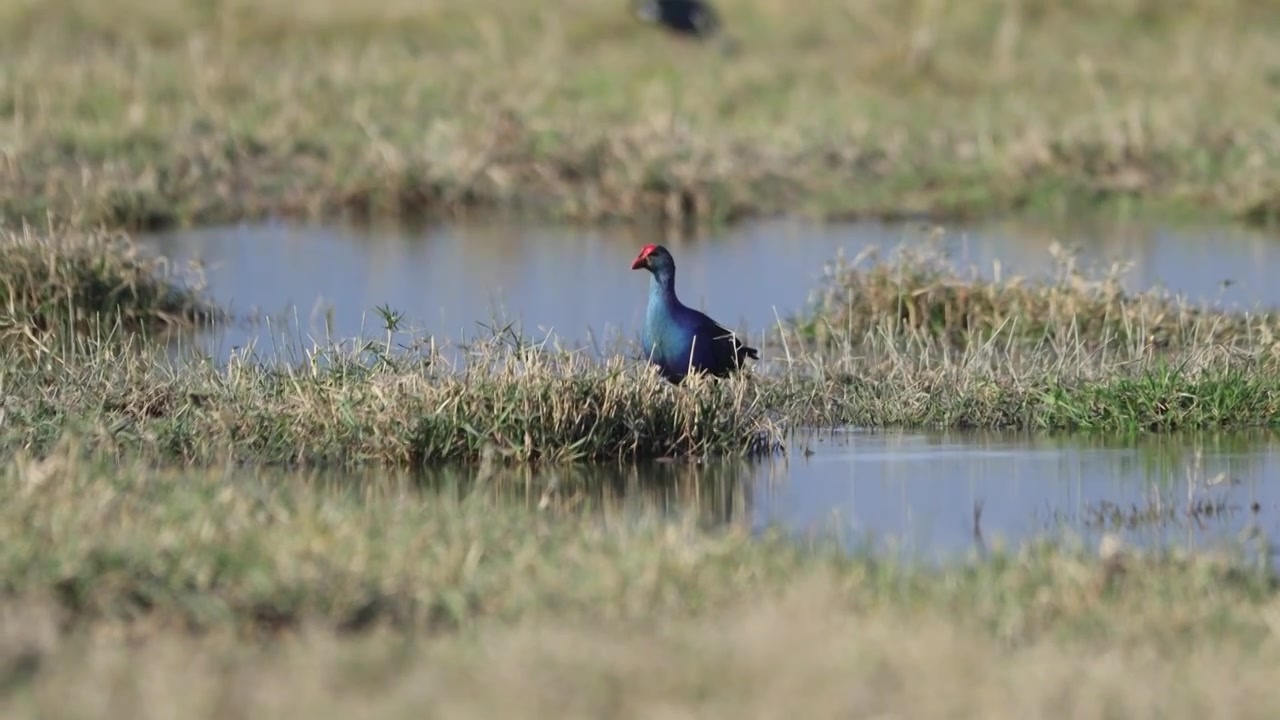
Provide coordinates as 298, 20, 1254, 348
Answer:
0, 331, 783, 466
5, 320, 1280, 467
793, 240, 1280, 354
0, 227, 220, 344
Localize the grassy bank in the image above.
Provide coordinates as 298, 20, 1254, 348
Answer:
0, 227, 218, 343
0, 455, 1275, 717
5, 321, 1280, 467
6, 230, 1280, 466
791, 241, 1280, 353
4, 0, 1280, 230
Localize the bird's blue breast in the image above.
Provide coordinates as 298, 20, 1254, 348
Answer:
645, 301, 717, 377
643, 302, 685, 365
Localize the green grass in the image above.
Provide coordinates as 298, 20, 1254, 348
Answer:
0, 455, 1275, 717
4, 0, 1280, 230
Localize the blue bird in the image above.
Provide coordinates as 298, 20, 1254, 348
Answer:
631, 244, 759, 384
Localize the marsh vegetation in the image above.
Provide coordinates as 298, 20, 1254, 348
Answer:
0, 454, 1277, 718
4, 228, 1280, 470
6, 1, 1280, 716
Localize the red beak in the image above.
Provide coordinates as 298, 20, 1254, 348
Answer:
631, 244, 658, 270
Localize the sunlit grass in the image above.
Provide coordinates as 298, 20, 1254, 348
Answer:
5, 310, 1280, 467
0, 226, 219, 343
3, 0, 1280, 230
0, 453, 1274, 717
6, 591, 1280, 719
789, 239, 1280, 355
0, 450, 1274, 640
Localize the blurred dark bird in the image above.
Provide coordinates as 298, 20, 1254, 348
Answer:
631, 244, 758, 384
630, 0, 720, 39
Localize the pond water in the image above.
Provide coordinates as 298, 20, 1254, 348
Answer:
139, 216, 1280, 561
145, 216, 1280, 360
427, 427, 1280, 564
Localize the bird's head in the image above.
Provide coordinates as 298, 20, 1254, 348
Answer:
630, 244, 674, 273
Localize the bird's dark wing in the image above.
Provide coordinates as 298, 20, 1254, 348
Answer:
637, 0, 720, 38
691, 311, 758, 373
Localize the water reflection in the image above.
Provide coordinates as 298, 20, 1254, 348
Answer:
415, 455, 765, 533
358, 428, 1280, 562
767, 428, 1278, 562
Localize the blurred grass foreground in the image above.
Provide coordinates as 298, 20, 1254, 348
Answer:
0, 454, 1277, 719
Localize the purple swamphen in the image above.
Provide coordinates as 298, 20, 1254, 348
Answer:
631, 243, 759, 384
631, 0, 720, 39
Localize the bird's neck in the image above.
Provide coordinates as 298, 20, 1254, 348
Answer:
649, 267, 678, 306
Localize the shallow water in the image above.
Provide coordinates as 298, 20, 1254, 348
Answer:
764, 429, 1277, 561
138, 216, 1280, 559
145, 216, 1280, 360
416, 428, 1280, 563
